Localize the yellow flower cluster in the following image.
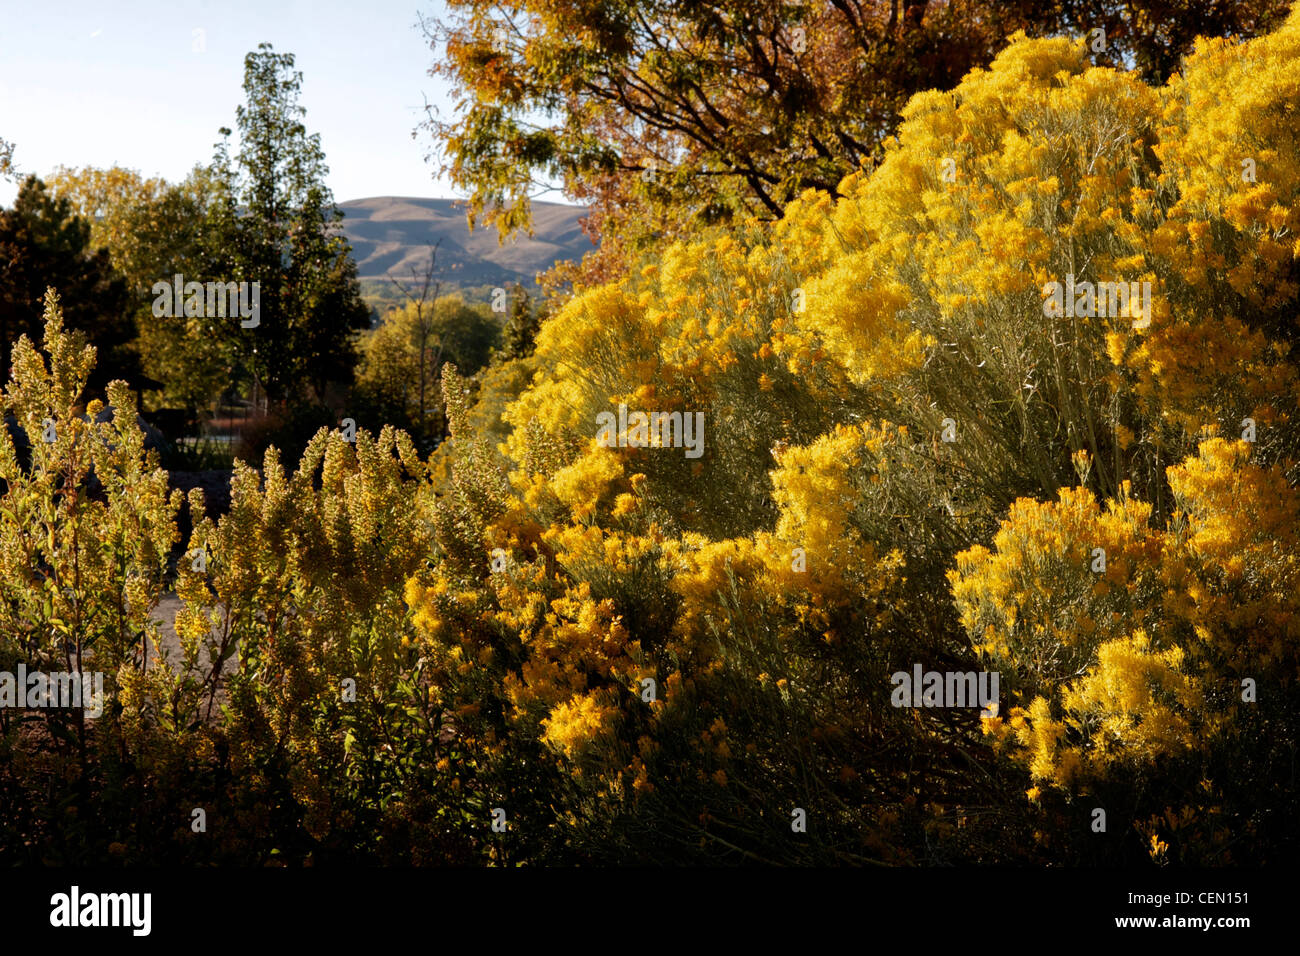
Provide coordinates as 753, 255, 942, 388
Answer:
394, 12, 1300, 853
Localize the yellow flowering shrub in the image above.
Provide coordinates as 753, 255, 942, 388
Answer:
22, 11, 1300, 866
400, 14, 1300, 863
952, 435, 1298, 865
0, 293, 213, 861
386, 14, 1300, 864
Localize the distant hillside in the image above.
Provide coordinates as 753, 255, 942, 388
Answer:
337, 196, 595, 293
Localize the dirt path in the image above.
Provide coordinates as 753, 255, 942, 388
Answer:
146, 592, 237, 709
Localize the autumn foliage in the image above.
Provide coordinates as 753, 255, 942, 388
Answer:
5, 10, 1300, 864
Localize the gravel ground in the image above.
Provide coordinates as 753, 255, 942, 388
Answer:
151, 593, 185, 662
147, 592, 238, 710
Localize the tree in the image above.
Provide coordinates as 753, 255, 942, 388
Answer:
0, 136, 15, 180
45, 164, 234, 419
0, 176, 135, 395
211, 43, 370, 406
355, 294, 500, 446
43, 165, 169, 287
422, 0, 1291, 287
498, 280, 541, 361
389, 240, 445, 439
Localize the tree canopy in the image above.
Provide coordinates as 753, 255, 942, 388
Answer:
209, 43, 371, 405
0, 176, 135, 396
424, 0, 1291, 286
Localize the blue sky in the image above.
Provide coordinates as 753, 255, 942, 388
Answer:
0, 0, 547, 207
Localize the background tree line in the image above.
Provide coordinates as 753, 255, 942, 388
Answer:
2, 44, 515, 464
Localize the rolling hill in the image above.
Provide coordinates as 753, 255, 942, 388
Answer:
337, 196, 595, 290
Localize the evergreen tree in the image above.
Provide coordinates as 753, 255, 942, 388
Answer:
0, 176, 134, 396
498, 281, 540, 362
